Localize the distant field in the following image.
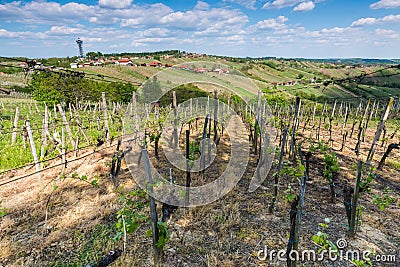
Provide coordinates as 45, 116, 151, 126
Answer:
2, 58, 400, 103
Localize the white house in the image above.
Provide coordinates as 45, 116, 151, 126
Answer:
115, 58, 133, 66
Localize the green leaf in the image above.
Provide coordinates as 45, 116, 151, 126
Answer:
126, 221, 139, 234
146, 228, 152, 238
327, 240, 338, 254
312, 235, 323, 245
91, 179, 99, 187
113, 232, 123, 241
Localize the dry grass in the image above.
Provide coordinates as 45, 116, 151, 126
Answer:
0, 117, 399, 267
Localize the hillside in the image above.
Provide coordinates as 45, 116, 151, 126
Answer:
2, 55, 400, 103
0, 55, 399, 267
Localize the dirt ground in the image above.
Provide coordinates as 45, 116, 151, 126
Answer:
0, 118, 399, 267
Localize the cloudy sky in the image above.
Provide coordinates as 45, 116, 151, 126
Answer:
1, 0, 400, 58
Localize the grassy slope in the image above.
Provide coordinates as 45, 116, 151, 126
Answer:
109, 59, 400, 100
2, 57, 400, 101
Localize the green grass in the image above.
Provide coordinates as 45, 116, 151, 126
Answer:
0, 99, 125, 172
387, 159, 400, 170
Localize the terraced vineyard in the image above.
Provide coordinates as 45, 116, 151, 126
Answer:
0, 58, 399, 267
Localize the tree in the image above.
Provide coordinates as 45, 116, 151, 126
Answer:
86, 51, 103, 60
30, 71, 137, 104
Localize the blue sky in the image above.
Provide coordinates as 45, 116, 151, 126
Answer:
1, 0, 400, 58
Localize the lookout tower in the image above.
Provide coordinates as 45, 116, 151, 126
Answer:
76, 38, 85, 58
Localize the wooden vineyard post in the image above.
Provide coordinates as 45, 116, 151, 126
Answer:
292, 160, 307, 267
366, 97, 394, 164
355, 100, 370, 156
340, 105, 350, 151
207, 114, 212, 164
131, 93, 139, 134
349, 160, 362, 238
287, 146, 308, 267
269, 127, 288, 213
213, 89, 218, 142
61, 127, 66, 175
338, 101, 343, 117
200, 115, 210, 174
142, 149, 162, 267
374, 100, 380, 118
40, 105, 49, 161
350, 101, 362, 138
321, 101, 327, 118
254, 91, 262, 155
316, 117, 322, 141
364, 99, 376, 142
11, 106, 19, 145
331, 99, 337, 119
311, 103, 317, 128
57, 104, 76, 148
327, 99, 337, 145
287, 197, 299, 267
26, 121, 42, 183
290, 97, 301, 161
287, 181, 306, 267
110, 140, 123, 188
129, 92, 134, 116
172, 91, 178, 148
342, 104, 350, 131
185, 130, 191, 206
102, 92, 110, 144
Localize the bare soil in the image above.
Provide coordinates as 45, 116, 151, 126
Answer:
0, 119, 399, 267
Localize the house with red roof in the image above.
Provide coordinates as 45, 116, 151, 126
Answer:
195, 68, 209, 73
149, 61, 162, 67
115, 58, 133, 66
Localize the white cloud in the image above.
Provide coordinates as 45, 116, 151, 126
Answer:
249, 16, 288, 30
263, 0, 323, 10
46, 26, 88, 35
121, 5, 248, 34
141, 28, 170, 37
99, 0, 133, 9
375, 28, 400, 38
320, 27, 349, 34
370, 0, 400, 9
351, 14, 400, 26
0, 28, 44, 39
131, 37, 177, 47
1, 0, 399, 58
293, 1, 315, 11
194, 1, 210, 10
0, 29, 15, 38
351, 17, 377, 26
89, 16, 119, 25
224, 0, 257, 10
84, 37, 105, 43
0, 1, 95, 24
263, 0, 305, 9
